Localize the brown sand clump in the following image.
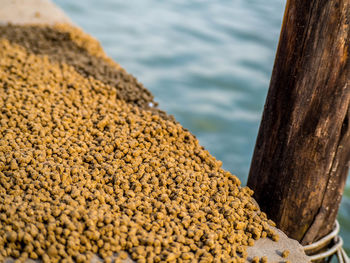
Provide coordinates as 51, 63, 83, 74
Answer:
0, 28, 277, 263
54, 23, 123, 68
0, 24, 158, 112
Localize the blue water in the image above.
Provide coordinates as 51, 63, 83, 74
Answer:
54, 0, 350, 252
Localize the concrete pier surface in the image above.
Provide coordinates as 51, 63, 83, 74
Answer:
0, 0, 310, 262
0, 0, 71, 25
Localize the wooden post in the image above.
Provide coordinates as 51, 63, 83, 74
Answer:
247, 0, 350, 245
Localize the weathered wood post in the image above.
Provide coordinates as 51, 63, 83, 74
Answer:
247, 0, 350, 246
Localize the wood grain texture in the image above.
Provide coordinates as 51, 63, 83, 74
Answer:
247, 0, 350, 245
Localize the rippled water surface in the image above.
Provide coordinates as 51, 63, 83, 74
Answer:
54, 0, 350, 252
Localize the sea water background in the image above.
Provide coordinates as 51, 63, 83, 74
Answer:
54, 0, 350, 252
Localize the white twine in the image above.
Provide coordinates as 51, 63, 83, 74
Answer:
303, 220, 349, 263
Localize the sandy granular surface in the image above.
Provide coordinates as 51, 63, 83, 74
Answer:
0, 25, 278, 263
0, 24, 164, 114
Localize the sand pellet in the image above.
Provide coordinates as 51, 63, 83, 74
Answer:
251, 256, 259, 263
282, 250, 290, 258
0, 25, 277, 262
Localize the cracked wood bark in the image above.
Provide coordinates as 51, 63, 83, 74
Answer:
247, 0, 350, 245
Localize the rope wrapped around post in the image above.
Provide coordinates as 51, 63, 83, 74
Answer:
303, 221, 349, 263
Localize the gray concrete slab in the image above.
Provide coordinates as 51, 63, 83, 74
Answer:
245, 227, 309, 263
0, 0, 71, 25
